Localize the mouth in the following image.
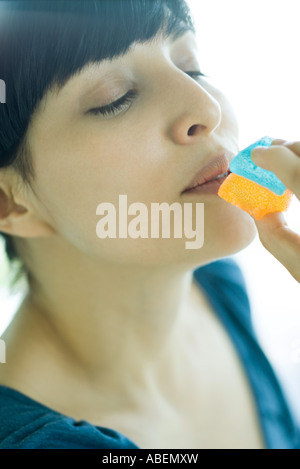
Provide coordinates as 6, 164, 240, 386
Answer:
181, 153, 233, 194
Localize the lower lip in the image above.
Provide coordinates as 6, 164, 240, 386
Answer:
182, 175, 229, 195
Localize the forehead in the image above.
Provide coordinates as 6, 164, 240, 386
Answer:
30, 29, 198, 129
52, 31, 197, 95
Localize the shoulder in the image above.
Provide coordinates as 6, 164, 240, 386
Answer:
0, 385, 139, 449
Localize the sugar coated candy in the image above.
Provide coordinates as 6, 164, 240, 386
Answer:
218, 173, 293, 220
229, 136, 286, 195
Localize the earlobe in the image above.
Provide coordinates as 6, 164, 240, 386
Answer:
0, 187, 55, 238
0, 210, 56, 238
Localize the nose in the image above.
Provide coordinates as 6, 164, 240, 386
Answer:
168, 75, 222, 145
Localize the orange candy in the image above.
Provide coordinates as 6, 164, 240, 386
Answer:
218, 173, 293, 220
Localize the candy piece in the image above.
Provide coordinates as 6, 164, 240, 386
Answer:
218, 173, 293, 220
229, 136, 286, 195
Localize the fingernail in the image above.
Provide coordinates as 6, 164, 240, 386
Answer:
271, 139, 287, 145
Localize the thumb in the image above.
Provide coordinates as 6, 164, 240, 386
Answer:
255, 212, 300, 283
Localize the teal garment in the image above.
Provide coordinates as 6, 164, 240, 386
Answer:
193, 258, 299, 449
0, 258, 299, 449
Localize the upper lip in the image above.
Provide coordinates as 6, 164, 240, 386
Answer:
182, 152, 235, 193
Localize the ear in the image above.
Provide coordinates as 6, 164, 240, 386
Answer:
0, 186, 55, 238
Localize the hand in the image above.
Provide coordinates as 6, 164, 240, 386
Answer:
251, 139, 300, 283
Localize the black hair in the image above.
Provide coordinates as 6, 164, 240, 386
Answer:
0, 0, 195, 289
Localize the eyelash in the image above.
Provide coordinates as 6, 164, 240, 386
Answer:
88, 90, 138, 117
87, 71, 206, 117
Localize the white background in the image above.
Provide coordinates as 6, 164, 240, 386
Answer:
0, 0, 299, 423
187, 0, 300, 422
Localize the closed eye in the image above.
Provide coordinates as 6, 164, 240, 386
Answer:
87, 71, 206, 118
87, 90, 137, 117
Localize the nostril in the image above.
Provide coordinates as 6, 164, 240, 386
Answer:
187, 125, 199, 136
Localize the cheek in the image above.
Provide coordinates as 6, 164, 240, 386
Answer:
31, 132, 173, 262
204, 201, 257, 251
207, 84, 239, 138
222, 99, 239, 137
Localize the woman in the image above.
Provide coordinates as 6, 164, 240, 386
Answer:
0, 0, 299, 449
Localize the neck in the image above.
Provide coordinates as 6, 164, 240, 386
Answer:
14, 236, 201, 391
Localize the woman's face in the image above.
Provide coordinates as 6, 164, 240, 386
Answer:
25, 31, 256, 267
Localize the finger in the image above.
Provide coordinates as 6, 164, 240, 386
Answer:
255, 212, 300, 283
271, 139, 287, 146
282, 140, 300, 157
271, 139, 300, 157
251, 144, 300, 197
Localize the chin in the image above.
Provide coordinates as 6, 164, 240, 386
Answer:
211, 204, 257, 251
181, 203, 257, 269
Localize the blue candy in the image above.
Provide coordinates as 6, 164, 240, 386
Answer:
229, 136, 286, 195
